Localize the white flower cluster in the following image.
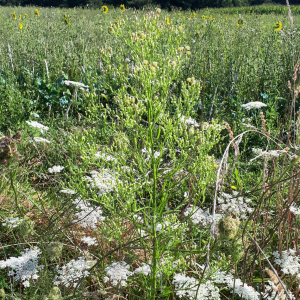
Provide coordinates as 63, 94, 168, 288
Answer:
264, 281, 294, 300
54, 257, 91, 287
80, 236, 98, 246
84, 169, 117, 195
49, 165, 64, 173
273, 249, 300, 276
172, 274, 220, 300
180, 115, 200, 127
64, 80, 88, 90
0, 247, 43, 287
95, 152, 116, 162
251, 148, 287, 161
72, 198, 105, 229
241, 101, 267, 110
104, 261, 133, 287
141, 148, 161, 161
184, 205, 222, 227
218, 192, 253, 219
213, 271, 260, 300
26, 121, 49, 133
289, 204, 300, 216
134, 263, 151, 276
2, 216, 24, 228
33, 137, 50, 143
59, 189, 76, 195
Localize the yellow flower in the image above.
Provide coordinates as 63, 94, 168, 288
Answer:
193, 11, 196, 18
19, 14, 21, 20
156, 8, 161, 14
202, 15, 206, 20
152, 62, 158, 67
35, 9, 39, 17
102, 6, 108, 13
237, 18, 244, 27
274, 21, 282, 32
185, 45, 190, 51
13, 11, 16, 20
120, 4, 125, 12
231, 186, 237, 190
19, 23, 23, 29
166, 17, 169, 24
57, 10, 60, 14
25, 13, 28, 18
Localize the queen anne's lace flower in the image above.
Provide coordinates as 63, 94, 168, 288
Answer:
289, 204, 300, 216
241, 101, 267, 110
212, 271, 260, 300
80, 236, 98, 246
59, 189, 76, 195
84, 169, 117, 195
0, 247, 43, 287
33, 137, 50, 143
134, 263, 151, 276
2, 216, 24, 228
184, 205, 222, 226
173, 274, 220, 300
64, 80, 88, 90
218, 191, 253, 219
273, 249, 300, 275
49, 166, 64, 173
54, 257, 92, 287
104, 261, 133, 287
72, 198, 105, 229
26, 121, 49, 133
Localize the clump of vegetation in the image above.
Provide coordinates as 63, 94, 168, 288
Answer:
0, 3, 300, 300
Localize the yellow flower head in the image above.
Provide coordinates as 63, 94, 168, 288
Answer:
166, 17, 169, 24
156, 8, 161, 14
274, 21, 282, 32
237, 18, 244, 27
13, 11, 16, 20
193, 11, 196, 18
102, 6, 108, 13
25, 13, 28, 18
120, 4, 125, 12
231, 186, 237, 190
35, 9, 39, 17
202, 15, 206, 20
19, 23, 23, 29
19, 14, 22, 20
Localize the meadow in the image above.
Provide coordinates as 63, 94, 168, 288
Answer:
0, 3, 300, 299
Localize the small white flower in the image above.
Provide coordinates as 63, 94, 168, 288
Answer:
104, 261, 133, 287
59, 189, 76, 195
0, 247, 43, 287
134, 263, 151, 276
54, 257, 91, 287
26, 121, 49, 133
2, 216, 24, 228
241, 101, 267, 110
33, 137, 50, 143
95, 152, 116, 162
64, 80, 88, 90
72, 198, 105, 229
49, 166, 64, 173
290, 204, 300, 216
80, 236, 98, 246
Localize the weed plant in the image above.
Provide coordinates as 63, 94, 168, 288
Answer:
0, 3, 300, 300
